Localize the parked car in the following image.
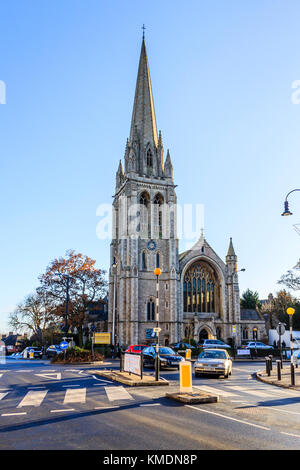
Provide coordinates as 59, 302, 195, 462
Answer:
241, 341, 273, 350
142, 346, 183, 369
194, 349, 232, 378
22, 347, 43, 359
125, 344, 147, 354
171, 342, 195, 350
198, 339, 231, 349
46, 345, 63, 358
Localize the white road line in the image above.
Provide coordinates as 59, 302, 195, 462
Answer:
35, 373, 61, 380
63, 387, 86, 404
2, 412, 27, 416
262, 407, 300, 417
185, 405, 270, 431
92, 375, 111, 383
0, 374, 3, 378
17, 390, 48, 408
94, 406, 120, 410
0, 393, 8, 400
50, 409, 75, 413
140, 403, 161, 407
193, 385, 237, 398
105, 386, 134, 402
62, 385, 81, 388
281, 432, 300, 438
228, 386, 272, 398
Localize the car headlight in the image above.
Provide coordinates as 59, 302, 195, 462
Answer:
217, 363, 225, 368
196, 362, 204, 367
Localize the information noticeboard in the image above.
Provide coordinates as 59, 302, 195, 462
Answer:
124, 353, 141, 376
93, 333, 111, 345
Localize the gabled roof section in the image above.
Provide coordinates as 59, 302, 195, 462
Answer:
129, 38, 158, 148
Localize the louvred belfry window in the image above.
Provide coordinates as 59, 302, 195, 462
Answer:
183, 262, 218, 314
153, 194, 163, 239
139, 192, 150, 238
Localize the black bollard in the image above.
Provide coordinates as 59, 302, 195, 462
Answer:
265, 357, 270, 375
269, 355, 273, 371
291, 363, 295, 386
276, 360, 281, 381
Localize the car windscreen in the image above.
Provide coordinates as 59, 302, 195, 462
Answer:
159, 347, 175, 356
199, 350, 227, 359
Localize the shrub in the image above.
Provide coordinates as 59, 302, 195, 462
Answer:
51, 346, 104, 363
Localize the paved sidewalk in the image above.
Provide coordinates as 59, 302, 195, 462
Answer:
257, 365, 300, 390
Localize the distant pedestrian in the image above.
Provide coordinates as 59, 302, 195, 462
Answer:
282, 340, 286, 348
110, 344, 115, 359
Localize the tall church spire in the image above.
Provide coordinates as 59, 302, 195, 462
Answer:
129, 37, 158, 148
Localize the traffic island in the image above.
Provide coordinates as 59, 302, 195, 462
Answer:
165, 389, 219, 404
93, 370, 169, 387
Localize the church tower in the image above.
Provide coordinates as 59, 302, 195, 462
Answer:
108, 38, 180, 346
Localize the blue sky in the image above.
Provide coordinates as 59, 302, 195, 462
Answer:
1, 0, 300, 332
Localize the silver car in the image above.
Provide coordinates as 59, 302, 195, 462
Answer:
194, 348, 232, 378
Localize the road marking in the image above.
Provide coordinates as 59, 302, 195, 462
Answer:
140, 403, 161, 407
18, 390, 48, 408
0, 393, 8, 400
50, 409, 75, 413
2, 412, 27, 416
0, 374, 3, 378
63, 388, 86, 404
193, 385, 237, 398
92, 375, 111, 383
62, 384, 81, 388
229, 386, 272, 398
263, 407, 300, 417
35, 373, 61, 380
94, 406, 120, 410
185, 405, 270, 431
281, 432, 300, 438
105, 386, 134, 402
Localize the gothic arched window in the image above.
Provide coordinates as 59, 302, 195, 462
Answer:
156, 252, 160, 268
142, 251, 147, 270
146, 149, 153, 168
183, 261, 218, 314
153, 194, 163, 238
147, 298, 155, 321
139, 191, 150, 238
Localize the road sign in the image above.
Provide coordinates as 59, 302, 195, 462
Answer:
277, 324, 286, 336
146, 329, 155, 339
93, 332, 111, 345
232, 325, 237, 336
60, 341, 69, 350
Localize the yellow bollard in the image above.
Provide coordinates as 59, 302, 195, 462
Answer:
179, 361, 193, 393
29, 351, 34, 359
185, 348, 191, 361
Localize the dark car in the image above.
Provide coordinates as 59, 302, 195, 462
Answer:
22, 347, 43, 359
142, 346, 183, 369
46, 345, 62, 358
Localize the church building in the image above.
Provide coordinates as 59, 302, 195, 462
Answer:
108, 38, 243, 347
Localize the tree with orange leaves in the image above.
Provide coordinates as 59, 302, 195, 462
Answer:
38, 250, 107, 346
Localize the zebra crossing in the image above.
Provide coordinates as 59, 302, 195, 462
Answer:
0, 385, 137, 415
194, 383, 299, 401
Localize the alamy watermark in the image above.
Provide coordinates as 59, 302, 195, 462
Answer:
96, 199, 205, 249
0, 80, 6, 104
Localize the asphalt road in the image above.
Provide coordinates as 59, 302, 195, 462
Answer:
0, 358, 300, 450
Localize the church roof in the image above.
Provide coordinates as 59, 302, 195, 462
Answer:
129, 38, 158, 148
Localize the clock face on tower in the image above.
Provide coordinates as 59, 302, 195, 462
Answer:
147, 240, 157, 251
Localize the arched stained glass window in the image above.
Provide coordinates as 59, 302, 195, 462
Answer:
183, 261, 218, 314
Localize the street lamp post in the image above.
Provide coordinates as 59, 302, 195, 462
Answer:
154, 267, 162, 382
253, 327, 258, 358
287, 307, 295, 362
281, 189, 300, 216
55, 272, 70, 334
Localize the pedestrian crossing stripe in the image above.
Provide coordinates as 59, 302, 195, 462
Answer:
63, 388, 86, 404
18, 390, 48, 408
0, 392, 8, 401
104, 386, 134, 402
194, 385, 237, 398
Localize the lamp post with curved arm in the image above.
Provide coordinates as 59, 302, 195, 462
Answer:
281, 189, 300, 216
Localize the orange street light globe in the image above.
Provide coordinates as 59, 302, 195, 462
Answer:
287, 307, 295, 316
154, 268, 162, 276
253, 327, 257, 331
